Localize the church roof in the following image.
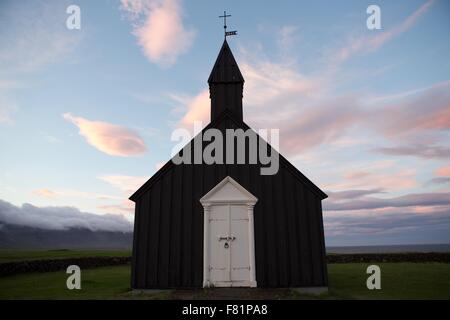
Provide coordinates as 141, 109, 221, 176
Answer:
208, 40, 244, 84
129, 109, 328, 202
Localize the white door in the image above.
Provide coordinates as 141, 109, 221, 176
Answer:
201, 176, 257, 288
209, 204, 251, 286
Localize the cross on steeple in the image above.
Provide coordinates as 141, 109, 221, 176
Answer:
219, 11, 237, 38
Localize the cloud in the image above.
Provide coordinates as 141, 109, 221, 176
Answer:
32, 176, 149, 217
0, 199, 132, 232
32, 188, 121, 201
120, 0, 195, 66
333, 0, 434, 64
99, 175, 148, 195
175, 52, 449, 160
425, 166, 450, 185
324, 192, 450, 211
63, 113, 147, 157
367, 81, 450, 159
278, 25, 299, 50
172, 59, 449, 173
33, 189, 57, 198
435, 166, 450, 177
324, 160, 417, 191
277, 97, 362, 155
0, 1, 82, 74
98, 175, 148, 215
427, 177, 450, 185
174, 48, 361, 156
175, 90, 210, 129
172, 37, 326, 135
369, 82, 450, 137
97, 200, 135, 215
373, 144, 450, 159
120, 0, 151, 16
241, 59, 322, 113
326, 188, 385, 201
369, 79, 450, 104
324, 206, 450, 245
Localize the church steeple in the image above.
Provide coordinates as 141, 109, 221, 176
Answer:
208, 40, 244, 122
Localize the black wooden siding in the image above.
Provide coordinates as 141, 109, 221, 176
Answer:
131, 115, 328, 288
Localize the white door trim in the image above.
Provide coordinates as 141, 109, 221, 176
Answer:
200, 176, 258, 288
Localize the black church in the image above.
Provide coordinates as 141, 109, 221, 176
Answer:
130, 38, 328, 290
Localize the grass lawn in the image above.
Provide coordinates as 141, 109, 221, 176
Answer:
0, 263, 449, 299
0, 265, 132, 300
326, 263, 450, 299
0, 249, 131, 263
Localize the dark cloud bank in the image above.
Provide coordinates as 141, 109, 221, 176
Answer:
0, 199, 133, 249
323, 190, 450, 246
324, 207, 450, 246
324, 192, 450, 211
0, 199, 132, 232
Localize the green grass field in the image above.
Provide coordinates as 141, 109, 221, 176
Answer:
0, 250, 449, 299
1, 261, 449, 299
326, 263, 450, 299
0, 249, 131, 263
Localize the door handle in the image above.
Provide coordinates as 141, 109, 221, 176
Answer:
218, 236, 236, 241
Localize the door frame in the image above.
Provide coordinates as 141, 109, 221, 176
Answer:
200, 176, 258, 288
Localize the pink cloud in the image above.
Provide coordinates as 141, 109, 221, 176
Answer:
343, 171, 372, 181
176, 56, 324, 129
327, 167, 417, 191
32, 188, 121, 200
177, 90, 210, 128
374, 143, 450, 159
278, 98, 362, 156
172, 56, 355, 158
63, 113, 147, 157
371, 83, 450, 136
98, 174, 149, 215
98, 175, 148, 195
97, 200, 135, 215
33, 188, 57, 198
175, 63, 449, 164
121, 0, 195, 66
436, 166, 450, 177
241, 60, 322, 114
334, 0, 434, 64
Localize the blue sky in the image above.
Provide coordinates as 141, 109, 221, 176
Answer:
0, 0, 449, 246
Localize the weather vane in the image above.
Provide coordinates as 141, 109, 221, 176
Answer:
219, 11, 237, 38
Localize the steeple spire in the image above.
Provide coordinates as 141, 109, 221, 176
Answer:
208, 40, 244, 122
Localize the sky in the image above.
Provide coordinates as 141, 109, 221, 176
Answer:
0, 0, 449, 246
